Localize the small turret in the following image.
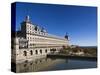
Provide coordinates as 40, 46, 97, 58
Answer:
41, 27, 47, 33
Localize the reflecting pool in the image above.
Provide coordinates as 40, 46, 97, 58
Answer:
14, 57, 97, 73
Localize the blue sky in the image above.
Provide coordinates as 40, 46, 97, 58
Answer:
15, 2, 97, 46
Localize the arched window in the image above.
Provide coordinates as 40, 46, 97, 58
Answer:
40, 49, 42, 54
45, 49, 47, 53
30, 50, 33, 55
35, 50, 38, 54
23, 51, 27, 56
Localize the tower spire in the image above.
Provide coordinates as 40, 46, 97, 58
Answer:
65, 32, 69, 40
25, 15, 30, 22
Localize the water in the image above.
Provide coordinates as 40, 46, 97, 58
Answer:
15, 58, 97, 73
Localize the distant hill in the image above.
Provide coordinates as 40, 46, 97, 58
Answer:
79, 46, 97, 48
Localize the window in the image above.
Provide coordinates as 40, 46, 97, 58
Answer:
40, 49, 42, 54
35, 26, 37, 31
30, 50, 33, 55
28, 37, 30, 40
23, 51, 27, 56
45, 49, 47, 53
35, 50, 38, 54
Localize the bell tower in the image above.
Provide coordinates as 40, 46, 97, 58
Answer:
20, 15, 32, 38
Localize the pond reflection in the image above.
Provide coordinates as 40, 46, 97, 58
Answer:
15, 58, 97, 73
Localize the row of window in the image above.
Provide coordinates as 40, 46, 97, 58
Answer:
27, 38, 67, 45
27, 27, 38, 31
23, 49, 47, 56
27, 36, 47, 41
27, 25, 45, 33
27, 36, 66, 43
27, 30, 46, 35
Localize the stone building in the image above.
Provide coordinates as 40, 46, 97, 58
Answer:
11, 16, 69, 63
